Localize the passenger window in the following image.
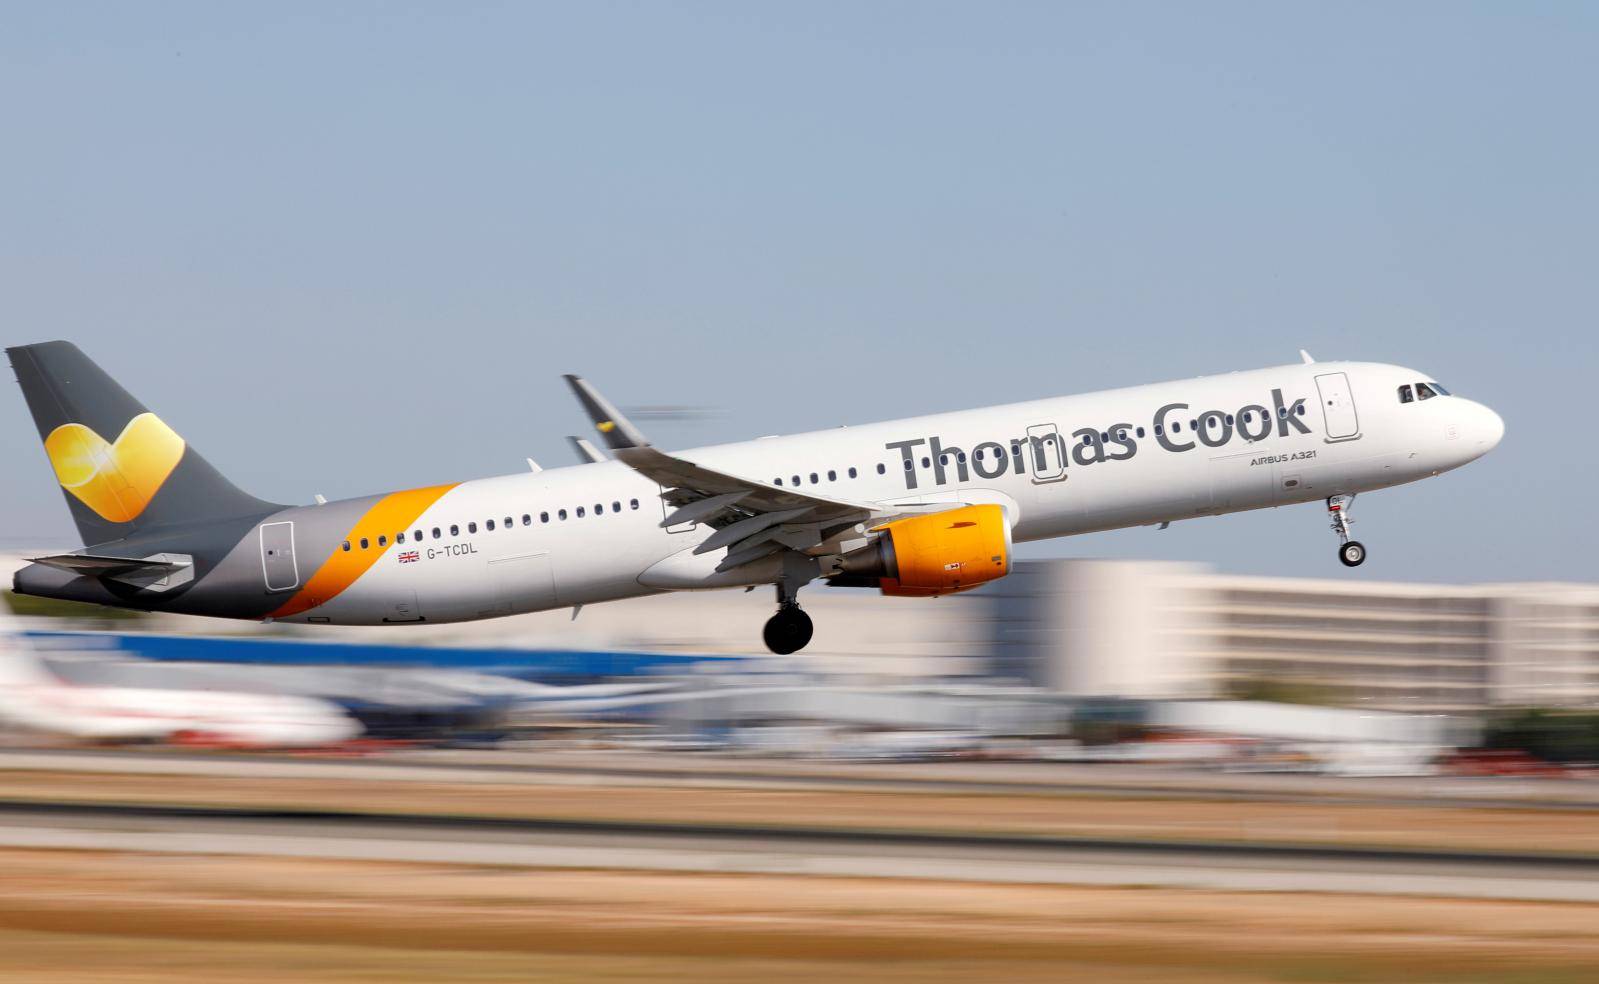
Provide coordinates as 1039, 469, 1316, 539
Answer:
1225, 414, 1233, 426
1416, 382, 1437, 401
485, 520, 495, 531
810, 473, 819, 484
612, 501, 621, 512
594, 503, 603, 514
630, 499, 640, 510
504, 516, 512, 528
877, 463, 886, 474
848, 467, 858, 478
341, 540, 351, 552
359, 537, 370, 550
522, 514, 531, 526
1399, 384, 1414, 404
558, 509, 567, 521
378, 535, 388, 547
414, 529, 423, 541
1135, 427, 1145, 438
540, 511, 549, 523
576, 506, 585, 518
396, 533, 405, 544
432, 527, 441, 539
775, 477, 783, 486
450, 525, 459, 537
468, 522, 478, 534
921, 457, 930, 468
792, 475, 801, 486
904, 460, 913, 471
827, 470, 836, 481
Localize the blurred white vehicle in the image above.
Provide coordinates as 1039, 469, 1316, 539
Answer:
0, 609, 359, 747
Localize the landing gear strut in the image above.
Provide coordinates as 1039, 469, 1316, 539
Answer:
1327, 494, 1366, 568
763, 583, 814, 655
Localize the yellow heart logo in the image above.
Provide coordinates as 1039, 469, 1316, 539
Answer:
44, 413, 186, 523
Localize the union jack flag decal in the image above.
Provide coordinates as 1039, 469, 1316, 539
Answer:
397, 550, 420, 564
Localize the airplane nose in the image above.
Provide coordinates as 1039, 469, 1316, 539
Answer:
1465, 401, 1504, 455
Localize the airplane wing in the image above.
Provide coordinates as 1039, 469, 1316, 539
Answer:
29, 553, 190, 579
564, 375, 924, 571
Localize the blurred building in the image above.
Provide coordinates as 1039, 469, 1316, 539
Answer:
992, 563, 1599, 713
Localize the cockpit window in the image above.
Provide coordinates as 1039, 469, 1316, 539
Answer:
1416, 382, 1438, 401
1429, 382, 1450, 396
1398, 384, 1414, 404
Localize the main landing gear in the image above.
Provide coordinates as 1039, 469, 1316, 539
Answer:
1327, 494, 1367, 568
763, 583, 814, 655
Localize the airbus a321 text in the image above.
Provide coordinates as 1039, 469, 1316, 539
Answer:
7, 343, 1502, 654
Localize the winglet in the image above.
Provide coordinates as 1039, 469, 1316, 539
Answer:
567, 436, 606, 464
1300, 349, 1315, 364
562, 375, 651, 451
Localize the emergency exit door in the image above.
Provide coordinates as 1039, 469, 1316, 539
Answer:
1025, 424, 1067, 482
259, 521, 299, 592
1314, 372, 1361, 441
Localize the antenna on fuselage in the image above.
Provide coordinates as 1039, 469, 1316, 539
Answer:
1300, 349, 1316, 364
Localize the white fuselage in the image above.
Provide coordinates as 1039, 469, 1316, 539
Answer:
281, 361, 1503, 625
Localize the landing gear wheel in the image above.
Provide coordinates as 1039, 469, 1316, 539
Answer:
763, 606, 814, 655
1339, 540, 1367, 568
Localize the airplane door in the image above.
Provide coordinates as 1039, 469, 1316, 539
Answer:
1315, 372, 1361, 441
1025, 424, 1067, 483
259, 521, 299, 592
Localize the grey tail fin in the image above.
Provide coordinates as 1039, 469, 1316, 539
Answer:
7, 341, 280, 547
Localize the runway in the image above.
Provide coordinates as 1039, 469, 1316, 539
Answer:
5, 746, 1599, 810
2, 799, 1596, 902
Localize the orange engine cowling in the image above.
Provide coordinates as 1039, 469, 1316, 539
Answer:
836, 504, 1011, 597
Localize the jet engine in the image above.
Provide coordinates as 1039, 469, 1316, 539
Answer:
834, 504, 1011, 597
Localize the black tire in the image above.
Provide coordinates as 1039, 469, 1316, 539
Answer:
762, 607, 814, 655
1339, 540, 1367, 568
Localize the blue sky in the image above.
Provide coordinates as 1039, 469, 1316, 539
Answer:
2, 3, 1594, 580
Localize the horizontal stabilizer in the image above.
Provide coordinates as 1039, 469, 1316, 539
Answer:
29, 553, 189, 579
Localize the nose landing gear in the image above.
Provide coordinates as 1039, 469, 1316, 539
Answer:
1327, 494, 1367, 568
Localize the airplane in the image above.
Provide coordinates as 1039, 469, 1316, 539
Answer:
0, 602, 359, 746
6, 342, 1502, 655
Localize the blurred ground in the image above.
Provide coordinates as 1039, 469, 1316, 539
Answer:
4, 765, 1599, 855
0, 850, 1596, 983
4, 750, 1598, 980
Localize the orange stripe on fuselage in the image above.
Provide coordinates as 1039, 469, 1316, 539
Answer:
269, 483, 458, 619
